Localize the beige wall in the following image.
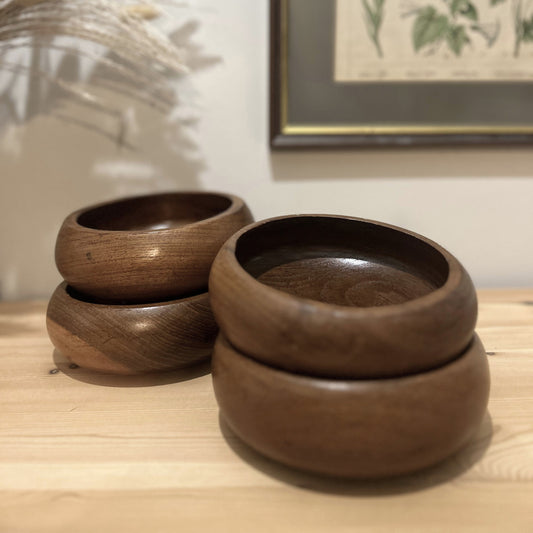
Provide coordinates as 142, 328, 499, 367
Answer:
1, 0, 532, 300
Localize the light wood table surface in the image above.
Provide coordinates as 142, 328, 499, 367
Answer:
1, 289, 532, 532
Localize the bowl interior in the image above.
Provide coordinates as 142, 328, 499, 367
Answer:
235, 217, 449, 308
77, 193, 232, 231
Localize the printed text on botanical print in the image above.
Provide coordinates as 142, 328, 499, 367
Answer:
335, 0, 533, 82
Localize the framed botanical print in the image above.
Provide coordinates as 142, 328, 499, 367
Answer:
270, 0, 533, 148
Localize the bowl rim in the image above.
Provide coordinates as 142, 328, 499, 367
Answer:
215, 213, 467, 315
66, 191, 245, 235
56, 282, 209, 310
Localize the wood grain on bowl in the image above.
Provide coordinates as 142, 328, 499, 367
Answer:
212, 333, 490, 479
55, 192, 253, 302
46, 282, 218, 374
209, 215, 477, 379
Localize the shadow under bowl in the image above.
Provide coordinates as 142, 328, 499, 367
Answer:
55, 191, 253, 302
47, 282, 218, 375
209, 215, 477, 379
212, 333, 490, 479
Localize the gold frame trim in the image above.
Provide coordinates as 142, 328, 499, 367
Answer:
284, 124, 533, 135
279, 0, 533, 137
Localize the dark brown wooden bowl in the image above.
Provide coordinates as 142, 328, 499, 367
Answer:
55, 192, 253, 302
209, 215, 477, 379
212, 333, 490, 479
46, 282, 218, 374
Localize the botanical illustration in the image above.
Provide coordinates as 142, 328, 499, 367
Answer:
405, 0, 533, 57
362, 0, 386, 57
336, 0, 533, 82
408, 1, 500, 56
513, 0, 533, 56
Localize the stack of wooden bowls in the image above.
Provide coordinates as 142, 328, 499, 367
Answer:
47, 192, 253, 374
209, 215, 490, 479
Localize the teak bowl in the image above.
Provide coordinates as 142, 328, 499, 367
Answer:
47, 282, 218, 374
209, 215, 477, 379
212, 334, 490, 479
55, 192, 253, 302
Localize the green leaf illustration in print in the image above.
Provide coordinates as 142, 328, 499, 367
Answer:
470, 22, 500, 47
410, 0, 501, 57
450, 0, 479, 21
412, 6, 449, 52
447, 24, 471, 55
523, 16, 533, 41
490, 0, 507, 5
514, 1, 533, 56
362, 0, 386, 57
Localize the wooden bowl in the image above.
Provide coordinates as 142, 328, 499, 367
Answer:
209, 215, 477, 379
55, 192, 253, 302
212, 333, 490, 479
46, 282, 218, 374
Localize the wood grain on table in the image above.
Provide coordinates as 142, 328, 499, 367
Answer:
1, 290, 532, 533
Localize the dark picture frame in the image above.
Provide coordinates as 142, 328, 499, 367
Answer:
270, 0, 533, 149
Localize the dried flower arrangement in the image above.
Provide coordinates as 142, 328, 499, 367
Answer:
0, 0, 188, 130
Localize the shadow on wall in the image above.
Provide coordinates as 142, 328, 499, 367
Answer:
0, 21, 220, 300
271, 146, 533, 181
